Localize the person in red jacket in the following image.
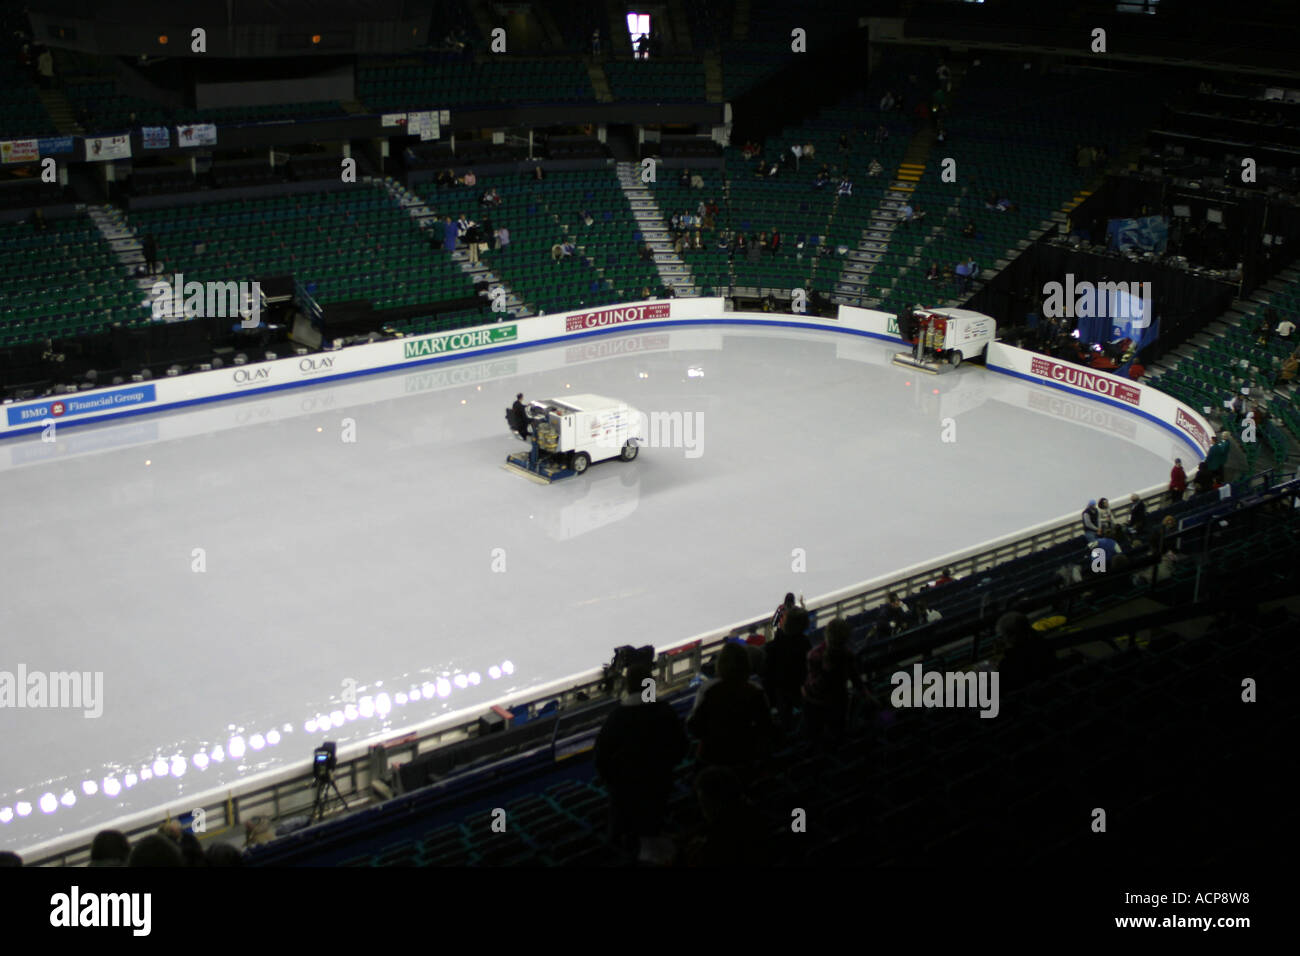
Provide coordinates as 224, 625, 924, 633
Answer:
1169, 457, 1188, 502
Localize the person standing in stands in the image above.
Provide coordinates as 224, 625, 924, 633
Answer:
142, 233, 158, 274
442, 215, 457, 254
594, 655, 688, 857
1096, 497, 1117, 538
1081, 500, 1101, 543
688, 642, 774, 776
1168, 457, 1187, 502
1127, 493, 1147, 539
801, 618, 866, 742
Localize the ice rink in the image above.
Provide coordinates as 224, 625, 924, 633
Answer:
0, 323, 1188, 852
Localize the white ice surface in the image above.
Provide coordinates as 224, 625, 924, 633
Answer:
0, 324, 1185, 851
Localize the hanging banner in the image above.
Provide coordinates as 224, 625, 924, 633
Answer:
176, 123, 218, 147
141, 126, 171, 149
37, 136, 74, 156
381, 113, 407, 127
1, 140, 39, 163
85, 134, 132, 161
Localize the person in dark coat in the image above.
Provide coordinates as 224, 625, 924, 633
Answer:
142, 233, 158, 274
594, 658, 689, 851
763, 605, 810, 727
509, 393, 529, 439
689, 642, 774, 773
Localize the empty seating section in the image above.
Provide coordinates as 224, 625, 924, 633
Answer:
685, 0, 735, 51
126, 186, 479, 316
604, 60, 706, 102
0, 217, 138, 347
0, 57, 56, 138
62, 78, 346, 131
358, 56, 594, 111
721, 41, 792, 101
415, 170, 657, 314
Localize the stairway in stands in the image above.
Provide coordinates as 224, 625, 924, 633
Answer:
374, 176, 530, 318
88, 205, 155, 318
615, 161, 698, 297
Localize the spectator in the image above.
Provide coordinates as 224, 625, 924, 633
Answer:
837, 174, 853, 196
0, 851, 22, 867
461, 169, 477, 188
880, 591, 910, 635
770, 229, 781, 254
764, 605, 810, 726
1256, 312, 1274, 346
994, 612, 1057, 691
638, 242, 653, 262
207, 844, 244, 866
911, 596, 942, 626
1276, 315, 1296, 339
933, 567, 955, 587
36, 46, 53, 88
813, 169, 830, 189
874, 124, 889, 144
436, 167, 455, 186
494, 225, 510, 248
961, 221, 976, 238
801, 618, 864, 741
679, 167, 691, 188
772, 592, 800, 629
1081, 499, 1101, 543
925, 261, 941, 281
591, 28, 601, 55
89, 829, 131, 867
141, 233, 158, 274
128, 834, 184, 867
442, 215, 457, 253
1097, 497, 1117, 537
480, 187, 501, 207
688, 642, 774, 771
868, 158, 883, 177
1169, 457, 1188, 501
742, 140, 759, 160
899, 202, 914, 223
880, 89, 895, 112
641, 285, 652, 299
1205, 434, 1231, 483
838, 132, 849, 152
579, 209, 594, 227
954, 257, 974, 293
1127, 493, 1148, 537
532, 164, 545, 180
790, 143, 802, 170
680, 766, 768, 866
1274, 349, 1299, 387
803, 141, 816, 159
595, 655, 689, 854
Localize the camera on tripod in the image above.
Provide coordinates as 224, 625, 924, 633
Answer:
600, 645, 655, 696
312, 742, 337, 781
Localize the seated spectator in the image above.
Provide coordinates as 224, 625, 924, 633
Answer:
641, 285, 652, 299
932, 567, 955, 587
532, 164, 545, 180
867, 158, 883, 177
460, 169, 477, 187
679, 766, 769, 866
770, 229, 781, 254
1276, 315, 1296, 339
880, 89, 896, 111
765, 160, 779, 178
436, 167, 455, 186
679, 168, 691, 188
925, 261, 941, 281
984, 190, 999, 210
1274, 349, 1299, 387
813, 169, 830, 189
803, 142, 815, 159
995, 196, 1015, 213
494, 225, 510, 248
128, 834, 184, 867
687, 642, 774, 772
880, 591, 910, 635
742, 140, 759, 160
480, 187, 501, 207
837, 175, 853, 196
207, 844, 243, 867
89, 829, 131, 867
994, 612, 1057, 691
638, 242, 653, 262
579, 209, 594, 227
961, 221, 976, 238
594, 655, 689, 855
690, 171, 705, 189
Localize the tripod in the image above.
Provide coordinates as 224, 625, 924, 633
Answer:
310, 770, 349, 823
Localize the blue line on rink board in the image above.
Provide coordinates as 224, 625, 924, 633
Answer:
0, 318, 894, 439
986, 362, 1208, 462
